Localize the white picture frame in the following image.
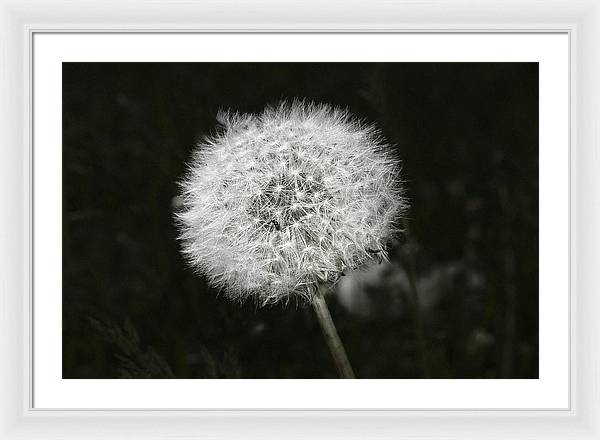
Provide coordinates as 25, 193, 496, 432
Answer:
1, 0, 598, 438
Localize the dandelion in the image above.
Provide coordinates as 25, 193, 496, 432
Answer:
176, 101, 407, 377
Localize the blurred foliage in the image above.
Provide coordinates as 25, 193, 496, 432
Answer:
88, 317, 175, 378
63, 63, 538, 378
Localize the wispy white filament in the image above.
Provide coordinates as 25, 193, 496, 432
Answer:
177, 101, 407, 306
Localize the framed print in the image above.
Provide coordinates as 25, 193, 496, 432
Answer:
34, 32, 567, 410
1, 0, 599, 439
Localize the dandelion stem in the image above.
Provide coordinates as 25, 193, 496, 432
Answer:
312, 286, 356, 379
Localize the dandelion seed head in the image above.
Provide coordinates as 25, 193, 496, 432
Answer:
176, 101, 408, 306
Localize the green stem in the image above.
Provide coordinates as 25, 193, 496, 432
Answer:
312, 286, 356, 379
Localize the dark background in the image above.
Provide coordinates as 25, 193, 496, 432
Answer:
62, 62, 538, 379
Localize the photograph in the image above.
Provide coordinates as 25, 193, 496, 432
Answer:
62, 61, 539, 379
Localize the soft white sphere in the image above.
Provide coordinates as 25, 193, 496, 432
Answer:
177, 102, 407, 306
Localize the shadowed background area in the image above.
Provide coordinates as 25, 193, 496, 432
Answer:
62, 62, 538, 379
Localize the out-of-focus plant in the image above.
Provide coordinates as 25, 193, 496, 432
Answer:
89, 318, 175, 379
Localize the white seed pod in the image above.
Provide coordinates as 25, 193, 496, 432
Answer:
176, 101, 408, 306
